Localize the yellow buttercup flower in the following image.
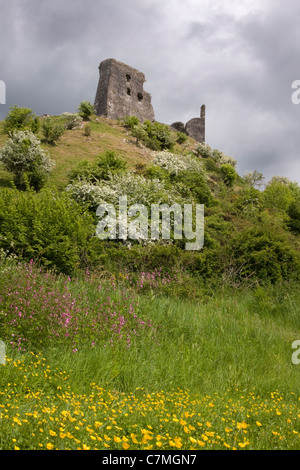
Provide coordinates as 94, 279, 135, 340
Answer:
131, 433, 139, 444
237, 421, 248, 430
238, 441, 250, 448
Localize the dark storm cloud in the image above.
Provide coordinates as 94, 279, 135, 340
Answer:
0, 0, 300, 183
0, 0, 162, 115
172, 1, 300, 183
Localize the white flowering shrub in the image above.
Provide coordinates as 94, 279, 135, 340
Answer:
66, 171, 182, 209
212, 148, 236, 167
194, 143, 213, 158
62, 112, 83, 130
195, 144, 237, 168
152, 150, 203, 175
0, 130, 55, 190
67, 172, 191, 246
219, 154, 237, 167
66, 181, 117, 207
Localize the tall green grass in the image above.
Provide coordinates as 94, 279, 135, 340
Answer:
1, 258, 299, 397
39, 284, 300, 398
1, 261, 300, 449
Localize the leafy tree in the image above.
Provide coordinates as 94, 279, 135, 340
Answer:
0, 130, 54, 190
243, 170, 265, 188
262, 177, 295, 212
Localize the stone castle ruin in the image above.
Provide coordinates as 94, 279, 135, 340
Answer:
170, 105, 205, 144
94, 58, 205, 143
94, 59, 155, 123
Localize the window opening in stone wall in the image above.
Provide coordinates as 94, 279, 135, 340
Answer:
127, 88, 131, 96
126, 74, 131, 82
137, 92, 143, 101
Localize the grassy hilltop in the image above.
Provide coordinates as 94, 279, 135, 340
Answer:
0, 108, 300, 450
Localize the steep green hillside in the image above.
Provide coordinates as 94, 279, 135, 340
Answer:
1, 111, 300, 451
0, 112, 299, 290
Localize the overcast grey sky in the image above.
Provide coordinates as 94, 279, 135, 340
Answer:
1, 0, 300, 184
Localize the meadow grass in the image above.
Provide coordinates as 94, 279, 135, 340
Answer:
1, 261, 300, 449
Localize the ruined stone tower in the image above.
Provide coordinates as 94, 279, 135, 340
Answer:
171, 105, 206, 143
94, 58, 155, 122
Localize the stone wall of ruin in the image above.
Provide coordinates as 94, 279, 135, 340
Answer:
94, 59, 155, 122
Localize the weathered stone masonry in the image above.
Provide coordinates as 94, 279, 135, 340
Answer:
94, 58, 155, 123
171, 105, 206, 143
94, 58, 205, 143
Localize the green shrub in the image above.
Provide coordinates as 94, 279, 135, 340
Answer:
62, 112, 83, 130
220, 163, 237, 186
194, 143, 213, 158
176, 131, 188, 145
31, 117, 41, 134
41, 118, 65, 145
126, 120, 176, 151
0, 130, 54, 190
94, 151, 127, 179
262, 177, 296, 212
174, 170, 214, 206
123, 115, 140, 129
225, 228, 300, 283
78, 101, 95, 121
203, 157, 219, 172
88, 241, 190, 273
145, 165, 170, 181
131, 123, 149, 145
287, 199, 300, 234
68, 160, 96, 183
2, 105, 36, 135
68, 151, 127, 184
83, 123, 91, 136
233, 187, 263, 217
145, 121, 175, 150
0, 188, 95, 273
